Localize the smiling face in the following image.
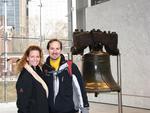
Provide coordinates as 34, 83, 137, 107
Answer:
48, 41, 62, 60
27, 50, 40, 67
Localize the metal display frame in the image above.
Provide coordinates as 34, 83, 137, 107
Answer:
117, 54, 123, 113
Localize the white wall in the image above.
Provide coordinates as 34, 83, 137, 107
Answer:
86, 0, 150, 109
76, 0, 88, 30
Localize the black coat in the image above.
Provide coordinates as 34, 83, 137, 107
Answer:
16, 66, 49, 113
42, 54, 89, 113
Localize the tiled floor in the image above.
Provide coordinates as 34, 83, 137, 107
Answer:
0, 102, 150, 113
90, 102, 150, 113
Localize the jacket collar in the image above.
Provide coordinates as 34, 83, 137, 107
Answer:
45, 54, 67, 68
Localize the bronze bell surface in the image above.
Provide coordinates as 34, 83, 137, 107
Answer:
82, 51, 121, 94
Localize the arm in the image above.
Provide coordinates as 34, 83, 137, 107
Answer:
16, 70, 33, 113
72, 63, 89, 108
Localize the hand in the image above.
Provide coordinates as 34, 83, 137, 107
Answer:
81, 107, 89, 113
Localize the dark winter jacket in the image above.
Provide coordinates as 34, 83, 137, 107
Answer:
16, 66, 49, 113
42, 54, 89, 113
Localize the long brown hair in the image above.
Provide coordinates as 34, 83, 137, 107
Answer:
16, 45, 43, 73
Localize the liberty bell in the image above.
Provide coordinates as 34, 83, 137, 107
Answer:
71, 29, 121, 96
82, 51, 121, 94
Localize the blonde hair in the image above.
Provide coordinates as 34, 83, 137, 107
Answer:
16, 45, 43, 73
